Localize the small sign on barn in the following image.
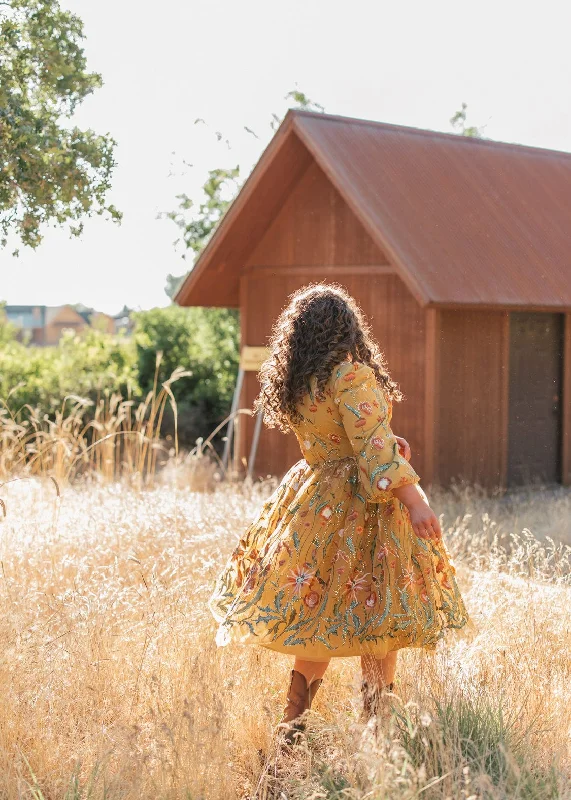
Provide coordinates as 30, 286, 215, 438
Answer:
240, 346, 270, 372
176, 110, 571, 490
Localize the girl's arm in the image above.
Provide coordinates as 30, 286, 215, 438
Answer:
334, 361, 420, 501
335, 361, 441, 541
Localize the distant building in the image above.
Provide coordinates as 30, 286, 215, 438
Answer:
112, 305, 135, 334
4, 304, 116, 345
74, 304, 116, 334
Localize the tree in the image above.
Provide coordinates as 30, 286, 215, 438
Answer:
164, 89, 324, 299
0, 0, 120, 252
133, 305, 240, 444
164, 166, 240, 299
450, 103, 483, 138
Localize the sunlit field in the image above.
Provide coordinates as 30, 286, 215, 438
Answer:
0, 458, 569, 800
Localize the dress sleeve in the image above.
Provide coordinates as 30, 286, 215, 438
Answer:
334, 361, 420, 502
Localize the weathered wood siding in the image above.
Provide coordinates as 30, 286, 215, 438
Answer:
561, 314, 571, 485
434, 310, 508, 488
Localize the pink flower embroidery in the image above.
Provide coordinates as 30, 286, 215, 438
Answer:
344, 572, 370, 602
365, 591, 377, 608
304, 591, 320, 608
400, 568, 417, 590
282, 566, 315, 595
377, 543, 397, 561
358, 401, 373, 415
377, 545, 389, 560
371, 437, 385, 450
328, 433, 341, 444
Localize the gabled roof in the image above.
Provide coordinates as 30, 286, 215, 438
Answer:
175, 110, 571, 309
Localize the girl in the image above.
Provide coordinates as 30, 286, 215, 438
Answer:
209, 283, 468, 740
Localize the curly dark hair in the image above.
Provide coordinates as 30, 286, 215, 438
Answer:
253, 282, 402, 432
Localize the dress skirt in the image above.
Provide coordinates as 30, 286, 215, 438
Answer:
209, 455, 468, 661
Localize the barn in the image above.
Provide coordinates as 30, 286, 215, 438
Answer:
175, 110, 571, 490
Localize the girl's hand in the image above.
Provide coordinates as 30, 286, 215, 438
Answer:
392, 484, 441, 540
394, 435, 411, 461
408, 500, 442, 540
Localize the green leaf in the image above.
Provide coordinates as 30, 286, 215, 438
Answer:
370, 462, 393, 484
343, 402, 362, 419
0, 0, 119, 250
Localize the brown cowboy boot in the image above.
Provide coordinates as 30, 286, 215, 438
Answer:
279, 669, 323, 744
361, 680, 394, 723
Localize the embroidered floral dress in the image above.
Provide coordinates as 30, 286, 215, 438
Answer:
209, 360, 468, 661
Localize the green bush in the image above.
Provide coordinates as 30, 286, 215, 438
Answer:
133, 305, 240, 446
0, 326, 139, 414
0, 305, 240, 450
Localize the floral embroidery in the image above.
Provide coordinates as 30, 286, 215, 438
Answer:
345, 572, 370, 601
304, 591, 320, 608
209, 360, 469, 658
282, 565, 315, 595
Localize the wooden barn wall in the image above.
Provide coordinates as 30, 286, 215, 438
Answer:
435, 310, 508, 489
246, 160, 386, 268
563, 314, 571, 486
240, 271, 426, 480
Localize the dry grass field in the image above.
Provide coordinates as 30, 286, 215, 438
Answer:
0, 457, 570, 800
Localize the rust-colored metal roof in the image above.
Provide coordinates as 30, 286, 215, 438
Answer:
176, 110, 571, 309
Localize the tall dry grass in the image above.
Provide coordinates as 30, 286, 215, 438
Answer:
0, 463, 570, 799
0, 362, 247, 488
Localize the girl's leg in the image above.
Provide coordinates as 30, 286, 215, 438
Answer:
293, 658, 330, 683
361, 651, 398, 689
280, 659, 329, 739
360, 652, 398, 721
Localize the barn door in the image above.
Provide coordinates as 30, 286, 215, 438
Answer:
507, 312, 563, 486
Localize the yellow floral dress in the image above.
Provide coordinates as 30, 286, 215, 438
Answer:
209, 360, 468, 661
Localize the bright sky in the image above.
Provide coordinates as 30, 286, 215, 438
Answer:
4, 0, 571, 315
